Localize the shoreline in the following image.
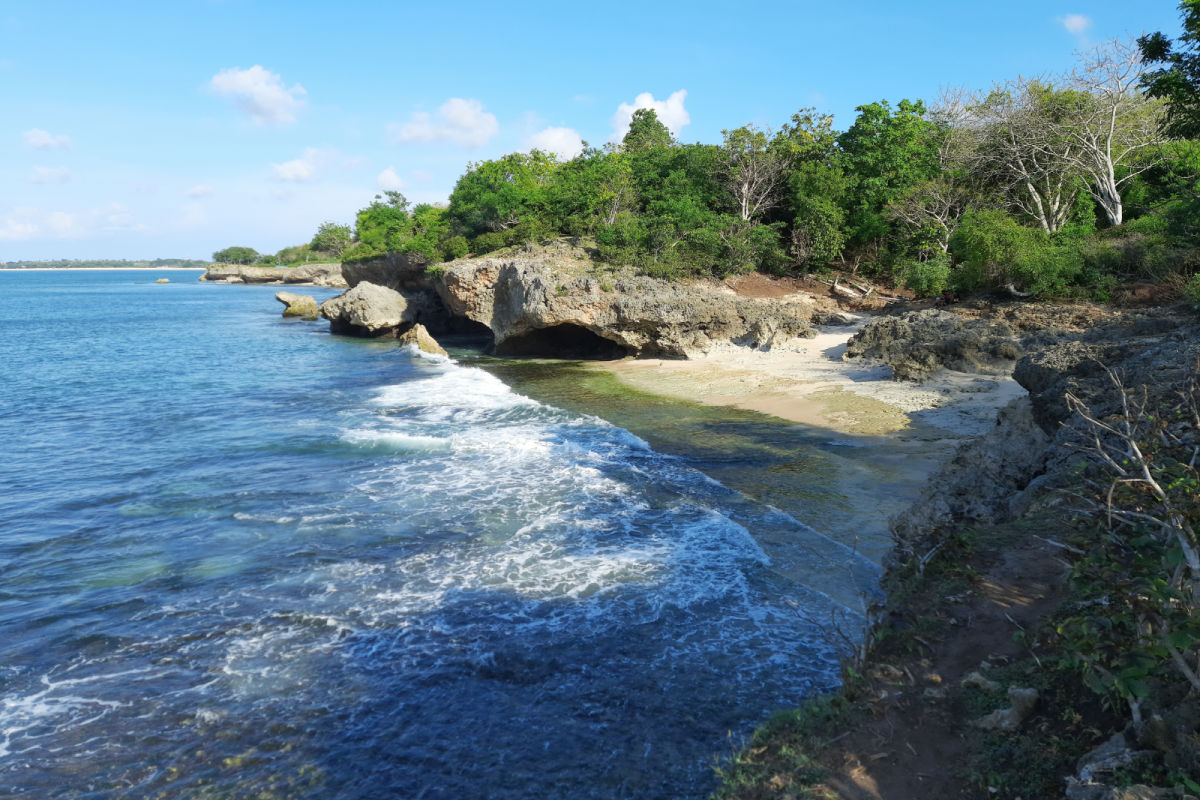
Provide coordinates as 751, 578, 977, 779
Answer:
0, 267, 207, 272
592, 319, 1025, 440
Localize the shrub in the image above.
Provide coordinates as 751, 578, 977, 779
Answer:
899, 254, 952, 297
442, 236, 469, 261
950, 210, 1082, 296
469, 232, 508, 255
1185, 273, 1200, 308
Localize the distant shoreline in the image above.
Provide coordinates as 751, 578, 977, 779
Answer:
0, 267, 207, 272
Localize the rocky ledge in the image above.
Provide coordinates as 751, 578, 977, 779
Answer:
201, 262, 347, 288
332, 245, 838, 358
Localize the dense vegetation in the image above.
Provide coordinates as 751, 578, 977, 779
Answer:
1, 258, 210, 269
248, 21, 1197, 304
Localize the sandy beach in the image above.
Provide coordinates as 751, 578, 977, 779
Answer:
595, 317, 1025, 440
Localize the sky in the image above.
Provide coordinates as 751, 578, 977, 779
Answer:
0, 0, 1187, 261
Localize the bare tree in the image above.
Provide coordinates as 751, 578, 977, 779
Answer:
957, 78, 1081, 234
887, 176, 973, 255
1060, 38, 1167, 226
720, 125, 793, 222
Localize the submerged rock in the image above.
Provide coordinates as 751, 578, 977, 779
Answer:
397, 323, 448, 357
275, 291, 318, 320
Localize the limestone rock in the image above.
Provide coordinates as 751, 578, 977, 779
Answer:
275, 291, 318, 320
434, 249, 821, 358
320, 282, 416, 337
845, 309, 1022, 381
960, 671, 999, 691
155, 277, 169, 284
971, 686, 1038, 732
201, 262, 347, 288
397, 323, 448, 356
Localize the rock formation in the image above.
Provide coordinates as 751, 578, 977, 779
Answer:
397, 324, 448, 356
275, 291, 319, 320
202, 263, 347, 288
845, 309, 1023, 381
319, 281, 443, 337
432, 248, 821, 358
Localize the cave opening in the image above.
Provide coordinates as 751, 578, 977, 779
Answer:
495, 324, 629, 360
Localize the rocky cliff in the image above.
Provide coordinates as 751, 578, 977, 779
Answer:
201, 262, 347, 287
320, 245, 838, 358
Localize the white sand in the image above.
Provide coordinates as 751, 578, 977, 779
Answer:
597, 317, 1026, 439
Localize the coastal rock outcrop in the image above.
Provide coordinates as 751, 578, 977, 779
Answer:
397, 324, 448, 356
275, 291, 319, 320
202, 262, 347, 288
319, 281, 438, 337
845, 309, 1023, 381
433, 248, 820, 358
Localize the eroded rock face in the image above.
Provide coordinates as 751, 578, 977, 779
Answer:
275, 291, 318, 319
845, 309, 1023, 381
202, 263, 347, 288
435, 252, 820, 358
320, 282, 423, 337
397, 323, 448, 356
341, 254, 430, 292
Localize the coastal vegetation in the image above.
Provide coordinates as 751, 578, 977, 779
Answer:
277, 23, 1200, 310
714, 5, 1200, 796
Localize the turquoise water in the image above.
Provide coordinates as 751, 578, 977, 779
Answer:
0, 270, 876, 799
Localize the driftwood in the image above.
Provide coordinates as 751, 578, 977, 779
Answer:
1005, 283, 1031, 298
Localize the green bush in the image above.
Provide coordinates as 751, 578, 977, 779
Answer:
1185, 273, 1200, 307
900, 254, 951, 297
441, 236, 469, 261
950, 210, 1082, 296
469, 232, 508, 255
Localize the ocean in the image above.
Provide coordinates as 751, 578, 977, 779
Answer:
0, 270, 880, 799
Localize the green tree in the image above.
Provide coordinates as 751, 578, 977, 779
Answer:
310, 221, 353, 258
1140, 0, 1200, 138
447, 151, 558, 237
837, 99, 942, 248
621, 108, 674, 153
213, 246, 259, 264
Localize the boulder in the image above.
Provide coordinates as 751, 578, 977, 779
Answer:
320, 282, 414, 337
397, 324, 448, 356
155, 277, 169, 284
275, 291, 318, 320
971, 686, 1038, 732
845, 309, 1022, 381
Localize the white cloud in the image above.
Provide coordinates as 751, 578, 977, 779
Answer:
47, 211, 77, 237
185, 184, 213, 198
610, 90, 690, 143
525, 126, 584, 160
0, 218, 38, 241
389, 98, 499, 147
23, 128, 71, 150
1059, 14, 1091, 36
102, 203, 149, 232
376, 166, 405, 191
30, 166, 71, 184
270, 147, 354, 182
210, 65, 307, 125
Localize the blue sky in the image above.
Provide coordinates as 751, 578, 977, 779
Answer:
0, 0, 1186, 260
